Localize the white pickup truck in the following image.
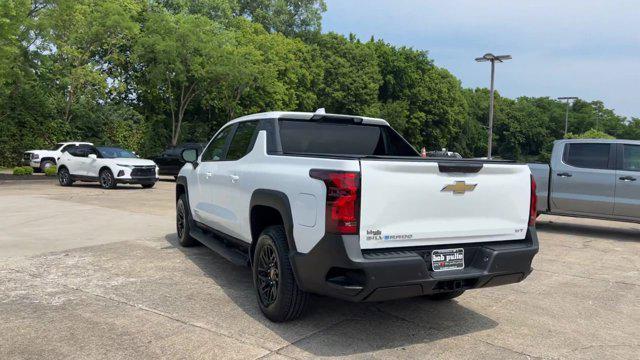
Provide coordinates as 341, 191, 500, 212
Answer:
22, 142, 93, 171
176, 111, 539, 322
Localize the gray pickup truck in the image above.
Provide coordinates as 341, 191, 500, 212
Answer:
529, 139, 640, 222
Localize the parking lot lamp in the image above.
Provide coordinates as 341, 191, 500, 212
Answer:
475, 53, 512, 159
558, 96, 578, 136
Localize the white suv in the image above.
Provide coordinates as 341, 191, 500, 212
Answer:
22, 142, 93, 171
57, 144, 159, 189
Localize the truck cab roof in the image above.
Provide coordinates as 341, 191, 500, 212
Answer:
229, 111, 390, 127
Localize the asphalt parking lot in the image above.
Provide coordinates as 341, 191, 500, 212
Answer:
0, 179, 638, 359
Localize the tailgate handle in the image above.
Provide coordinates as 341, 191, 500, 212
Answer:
438, 162, 483, 173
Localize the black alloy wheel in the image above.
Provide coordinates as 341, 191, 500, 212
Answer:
99, 169, 116, 189
256, 242, 280, 307
58, 167, 73, 186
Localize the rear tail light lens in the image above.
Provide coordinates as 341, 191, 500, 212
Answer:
529, 175, 537, 226
310, 169, 360, 234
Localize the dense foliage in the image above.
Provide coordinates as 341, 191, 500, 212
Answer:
1, 0, 638, 166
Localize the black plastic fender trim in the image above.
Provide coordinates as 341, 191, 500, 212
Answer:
249, 189, 297, 254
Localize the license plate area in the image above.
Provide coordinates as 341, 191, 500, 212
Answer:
431, 248, 464, 271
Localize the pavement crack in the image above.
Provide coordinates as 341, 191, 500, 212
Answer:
476, 339, 550, 360
255, 318, 352, 360
7, 267, 272, 355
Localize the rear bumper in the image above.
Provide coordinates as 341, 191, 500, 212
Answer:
291, 228, 538, 302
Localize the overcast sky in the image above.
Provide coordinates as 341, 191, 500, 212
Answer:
322, 0, 640, 118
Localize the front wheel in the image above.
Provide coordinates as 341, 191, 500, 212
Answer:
141, 182, 156, 189
253, 225, 309, 322
58, 167, 73, 186
40, 160, 55, 172
99, 169, 117, 189
176, 195, 197, 247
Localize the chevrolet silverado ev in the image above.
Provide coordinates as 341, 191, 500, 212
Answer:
175, 111, 539, 322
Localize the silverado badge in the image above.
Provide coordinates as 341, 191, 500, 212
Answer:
441, 181, 477, 194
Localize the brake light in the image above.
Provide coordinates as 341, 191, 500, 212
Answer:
310, 169, 360, 234
529, 175, 537, 226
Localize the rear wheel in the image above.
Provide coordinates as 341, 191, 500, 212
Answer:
253, 225, 309, 322
58, 167, 73, 186
99, 169, 117, 189
425, 290, 465, 301
176, 195, 197, 247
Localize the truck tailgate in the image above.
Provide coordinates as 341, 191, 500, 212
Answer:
359, 160, 531, 249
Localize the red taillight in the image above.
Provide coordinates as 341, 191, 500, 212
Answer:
529, 175, 537, 226
310, 169, 360, 234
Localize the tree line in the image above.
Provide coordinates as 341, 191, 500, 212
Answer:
1, 0, 638, 166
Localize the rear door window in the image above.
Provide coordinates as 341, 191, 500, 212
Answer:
226, 121, 258, 161
278, 120, 417, 156
622, 145, 640, 171
564, 143, 611, 169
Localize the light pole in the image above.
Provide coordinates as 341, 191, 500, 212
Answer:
558, 96, 578, 136
475, 53, 511, 159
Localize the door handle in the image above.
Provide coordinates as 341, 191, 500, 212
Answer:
205, 172, 213, 179
557, 172, 573, 177
619, 176, 636, 182
230, 175, 240, 183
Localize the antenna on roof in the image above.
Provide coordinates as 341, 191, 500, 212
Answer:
314, 108, 326, 114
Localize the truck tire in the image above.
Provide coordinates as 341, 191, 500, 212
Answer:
253, 225, 309, 322
176, 195, 198, 247
58, 167, 74, 186
40, 160, 55, 172
425, 290, 465, 301
99, 169, 117, 189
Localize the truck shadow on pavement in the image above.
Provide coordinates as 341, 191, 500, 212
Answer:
537, 220, 640, 243
164, 233, 498, 356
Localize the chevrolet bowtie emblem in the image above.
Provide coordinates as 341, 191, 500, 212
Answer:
441, 181, 477, 194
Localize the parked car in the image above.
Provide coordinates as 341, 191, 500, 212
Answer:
426, 149, 463, 158
529, 139, 640, 222
57, 144, 159, 189
175, 111, 539, 322
22, 142, 93, 172
154, 143, 204, 177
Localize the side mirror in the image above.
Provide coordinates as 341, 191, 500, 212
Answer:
88, 154, 97, 160
181, 148, 198, 164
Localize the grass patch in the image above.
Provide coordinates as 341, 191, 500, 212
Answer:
13, 166, 34, 175
44, 165, 57, 176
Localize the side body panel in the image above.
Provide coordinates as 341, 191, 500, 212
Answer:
180, 128, 359, 253
613, 143, 640, 219
549, 141, 616, 216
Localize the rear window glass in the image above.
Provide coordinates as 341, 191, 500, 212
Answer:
564, 143, 611, 169
622, 145, 640, 171
278, 120, 417, 156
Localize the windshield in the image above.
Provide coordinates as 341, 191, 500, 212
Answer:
50, 143, 65, 151
97, 147, 137, 159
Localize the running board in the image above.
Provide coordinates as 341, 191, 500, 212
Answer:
189, 227, 250, 267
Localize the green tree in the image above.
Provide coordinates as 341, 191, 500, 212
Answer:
237, 0, 326, 36
134, 11, 230, 146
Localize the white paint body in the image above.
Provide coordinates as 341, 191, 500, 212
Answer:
22, 142, 92, 169
181, 112, 532, 254
58, 153, 158, 180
